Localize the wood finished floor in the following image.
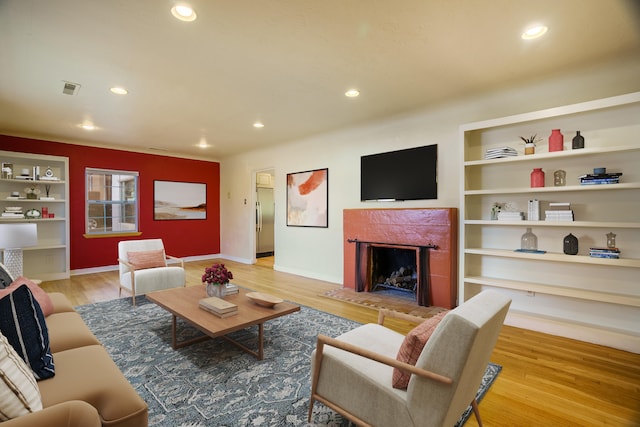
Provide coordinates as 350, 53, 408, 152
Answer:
41, 257, 640, 427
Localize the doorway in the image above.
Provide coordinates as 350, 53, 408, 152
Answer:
256, 170, 275, 258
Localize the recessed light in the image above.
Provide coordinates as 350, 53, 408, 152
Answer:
345, 89, 360, 98
522, 25, 548, 40
198, 137, 209, 148
110, 87, 128, 95
171, 4, 197, 22
253, 122, 265, 129
80, 123, 96, 131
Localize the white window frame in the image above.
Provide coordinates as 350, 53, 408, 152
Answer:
85, 168, 139, 235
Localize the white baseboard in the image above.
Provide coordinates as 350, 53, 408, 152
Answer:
71, 253, 224, 276
273, 263, 342, 285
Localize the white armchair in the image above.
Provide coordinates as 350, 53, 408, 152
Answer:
308, 290, 511, 427
117, 239, 186, 306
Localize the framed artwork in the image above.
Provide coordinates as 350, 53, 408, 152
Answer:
154, 180, 206, 220
286, 168, 328, 227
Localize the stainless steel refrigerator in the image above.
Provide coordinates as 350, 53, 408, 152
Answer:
256, 187, 274, 256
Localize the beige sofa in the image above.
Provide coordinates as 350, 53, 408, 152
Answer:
4, 292, 148, 427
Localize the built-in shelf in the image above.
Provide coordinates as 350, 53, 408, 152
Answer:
464, 276, 640, 308
460, 91, 640, 353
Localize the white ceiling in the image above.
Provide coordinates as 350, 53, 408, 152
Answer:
1, 0, 639, 160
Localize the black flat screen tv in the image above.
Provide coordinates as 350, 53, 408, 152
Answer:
360, 144, 437, 201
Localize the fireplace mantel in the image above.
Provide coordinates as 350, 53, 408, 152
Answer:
343, 208, 458, 309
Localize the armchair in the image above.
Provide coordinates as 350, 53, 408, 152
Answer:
117, 239, 186, 306
309, 290, 511, 427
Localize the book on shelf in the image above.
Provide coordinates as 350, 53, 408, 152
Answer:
497, 211, 524, 221
579, 172, 622, 185
199, 296, 238, 317
544, 211, 574, 221
483, 146, 518, 159
589, 247, 621, 259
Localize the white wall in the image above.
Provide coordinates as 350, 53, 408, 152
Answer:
219, 55, 640, 285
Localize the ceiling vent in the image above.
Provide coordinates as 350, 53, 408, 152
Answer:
62, 81, 81, 95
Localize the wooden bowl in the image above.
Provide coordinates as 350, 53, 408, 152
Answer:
246, 292, 283, 308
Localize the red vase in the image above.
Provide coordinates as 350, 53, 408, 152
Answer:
531, 168, 545, 187
549, 129, 564, 152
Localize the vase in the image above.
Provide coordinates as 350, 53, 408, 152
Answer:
524, 143, 535, 155
206, 283, 226, 298
521, 228, 538, 251
553, 170, 566, 186
530, 168, 545, 188
563, 233, 578, 255
572, 131, 584, 149
26, 193, 38, 200
549, 129, 564, 152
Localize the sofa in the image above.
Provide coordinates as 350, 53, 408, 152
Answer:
0, 271, 148, 427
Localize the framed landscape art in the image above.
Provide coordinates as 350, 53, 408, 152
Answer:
286, 168, 328, 227
154, 180, 206, 220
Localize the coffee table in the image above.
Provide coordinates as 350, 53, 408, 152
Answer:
146, 286, 300, 360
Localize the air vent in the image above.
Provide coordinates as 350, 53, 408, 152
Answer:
62, 81, 81, 95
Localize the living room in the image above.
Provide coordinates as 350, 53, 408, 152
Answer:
1, 1, 640, 426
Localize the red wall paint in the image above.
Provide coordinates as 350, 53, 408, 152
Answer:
343, 208, 458, 309
0, 135, 220, 270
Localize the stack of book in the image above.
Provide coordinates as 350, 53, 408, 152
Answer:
545, 202, 574, 221
589, 247, 620, 259
579, 172, 622, 185
2, 207, 24, 218
484, 146, 518, 160
497, 211, 524, 221
199, 296, 238, 318
225, 283, 239, 295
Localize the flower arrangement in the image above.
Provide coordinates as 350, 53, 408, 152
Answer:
202, 263, 233, 286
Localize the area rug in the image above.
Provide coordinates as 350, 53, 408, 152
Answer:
75, 296, 500, 427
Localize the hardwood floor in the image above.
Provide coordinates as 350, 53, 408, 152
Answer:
41, 257, 640, 427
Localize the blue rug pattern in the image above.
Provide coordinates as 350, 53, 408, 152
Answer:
75, 296, 500, 426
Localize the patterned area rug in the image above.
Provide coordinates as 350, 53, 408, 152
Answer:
75, 297, 500, 427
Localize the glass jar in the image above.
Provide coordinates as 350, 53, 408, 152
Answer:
553, 170, 566, 186
521, 228, 538, 251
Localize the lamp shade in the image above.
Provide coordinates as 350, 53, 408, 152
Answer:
0, 223, 38, 249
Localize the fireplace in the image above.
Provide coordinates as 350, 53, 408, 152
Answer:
343, 208, 458, 309
349, 240, 436, 306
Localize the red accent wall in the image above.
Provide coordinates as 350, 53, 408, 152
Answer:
343, 208, 458, 309
0, 135, 220, 270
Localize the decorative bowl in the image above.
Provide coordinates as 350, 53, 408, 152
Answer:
246, 292, 283, 308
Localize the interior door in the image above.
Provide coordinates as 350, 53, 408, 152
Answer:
256, 187, 274, 255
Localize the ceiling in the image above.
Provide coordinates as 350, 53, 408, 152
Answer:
1, 1, 639, 160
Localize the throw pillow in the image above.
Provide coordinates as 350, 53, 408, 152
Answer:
0, 285, 55, 380
0, 277, 54, 317
0, 262, 14, 289
392, 310, 449, 389
127, 249, 166, 270
0, 331, 43, 421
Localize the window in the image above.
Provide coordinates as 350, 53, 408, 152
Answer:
86, 168, 138, 234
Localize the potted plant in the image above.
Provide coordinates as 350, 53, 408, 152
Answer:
520, 134, 541, 155
202, 263, 233, 298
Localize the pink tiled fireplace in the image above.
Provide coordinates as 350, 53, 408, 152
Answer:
343, 208, 458, 309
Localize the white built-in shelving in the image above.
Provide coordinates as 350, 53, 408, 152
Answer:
0, 151, 70, 280
459, 91, 640, 353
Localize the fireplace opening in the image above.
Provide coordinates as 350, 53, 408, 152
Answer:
370, 247, 417, 295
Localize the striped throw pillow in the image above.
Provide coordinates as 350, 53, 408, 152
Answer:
0, 331, 43, 421
0, 285, 55, 380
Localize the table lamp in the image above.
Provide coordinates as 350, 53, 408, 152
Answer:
0, 223, 38, 278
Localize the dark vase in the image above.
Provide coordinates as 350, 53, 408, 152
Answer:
530, 168, 545, 188
572, 131, 585, 149
563, 233, 578, 255
549, 129, 564, 152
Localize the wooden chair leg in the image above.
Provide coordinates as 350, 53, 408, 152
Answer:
471, 398, 483, 427
307, 396, 315, 422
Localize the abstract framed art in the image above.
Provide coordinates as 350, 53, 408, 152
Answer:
153, 180, 206, 220
286, 168, 328, 227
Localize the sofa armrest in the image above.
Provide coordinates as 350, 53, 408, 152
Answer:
2, 401, 101, 427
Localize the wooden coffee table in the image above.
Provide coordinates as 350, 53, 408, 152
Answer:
146, 286, 300, 360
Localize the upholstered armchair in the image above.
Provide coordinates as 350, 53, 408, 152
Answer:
309, 290, 511, 427
117, 239, 185, 306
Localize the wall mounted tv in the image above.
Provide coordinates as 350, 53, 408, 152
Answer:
360, 144, 437, 201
